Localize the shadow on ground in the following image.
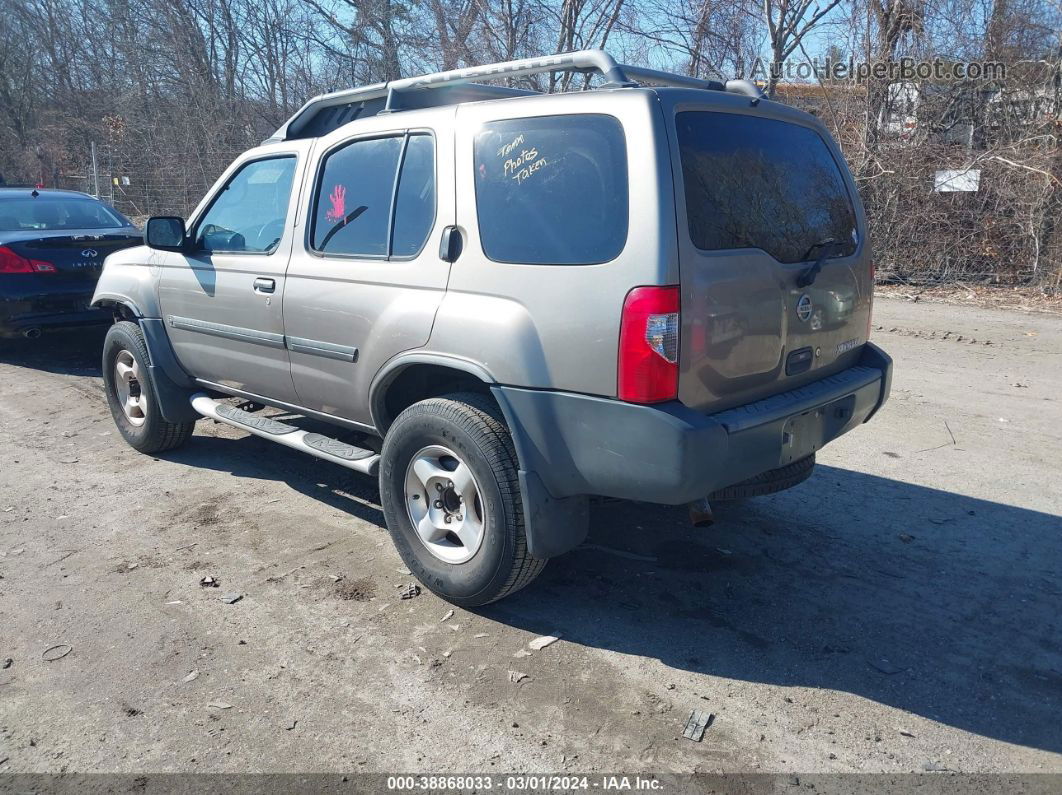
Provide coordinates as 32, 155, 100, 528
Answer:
0, 326, 107, 376
490, 469, 1062, 756
5, 332, 1060, 753
174, 425, 1062, 756
169, 421, 1062, 755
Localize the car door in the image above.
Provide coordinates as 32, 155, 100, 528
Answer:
157, 146, 308, 403
283, 108, 454, 426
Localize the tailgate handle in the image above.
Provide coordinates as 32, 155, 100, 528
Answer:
253, 277, 276, 294
786, 347, 814, 376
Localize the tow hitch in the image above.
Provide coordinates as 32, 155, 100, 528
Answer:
688, 497, 715, 527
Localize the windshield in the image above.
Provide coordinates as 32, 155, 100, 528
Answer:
0, 196, 129, 231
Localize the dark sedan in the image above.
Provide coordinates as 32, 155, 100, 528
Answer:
0, 188, 141, 338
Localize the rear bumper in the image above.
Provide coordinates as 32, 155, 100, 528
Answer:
0, 284, 109, 336
493, 342, 892, 507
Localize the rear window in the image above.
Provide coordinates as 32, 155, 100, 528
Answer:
0, 196, 128, 231
474, 114, 628, 265
676, 112, 858, 264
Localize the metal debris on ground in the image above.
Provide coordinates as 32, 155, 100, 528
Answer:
529, 634, 560, 651
42, 644, 72, 662
400, 584, 420, 600
441, 609, 455, 622
682, 709, 713, 742
220, 593, 243, 604
284, 719, 298, 731
207, 702, 233, 710
508, 670, 529, 684
867, 657, 907, 675
474, 633, 488, 639
182, 669, 199, 683
199, 576, 219, 588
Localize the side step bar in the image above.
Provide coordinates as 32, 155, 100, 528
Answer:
190, 393, 380, 476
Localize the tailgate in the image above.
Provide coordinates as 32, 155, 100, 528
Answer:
668, 107, 873, 413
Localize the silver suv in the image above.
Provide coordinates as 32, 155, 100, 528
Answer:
92, 51, 892, 606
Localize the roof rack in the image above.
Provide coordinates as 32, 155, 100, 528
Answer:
267, 49, 764, 142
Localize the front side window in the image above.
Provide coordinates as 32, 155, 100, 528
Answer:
473, 114, 628, 265
311, 133, 436, 258
196, 156, 296, 254
676, 112, 858, 264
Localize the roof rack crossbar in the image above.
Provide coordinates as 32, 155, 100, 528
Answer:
267, 49, 765, 142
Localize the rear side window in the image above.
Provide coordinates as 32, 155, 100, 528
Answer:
676, 112, 857, 264
392, 135, 436, 257
474, 114, 627, 265
311, 133, 435, 258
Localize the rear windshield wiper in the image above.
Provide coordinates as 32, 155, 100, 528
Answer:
796, 237, 836, 288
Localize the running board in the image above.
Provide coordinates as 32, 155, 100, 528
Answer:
190, 393, 379, 476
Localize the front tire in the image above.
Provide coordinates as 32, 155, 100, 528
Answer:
379, 392, 545, 607
102, 321, 195, 454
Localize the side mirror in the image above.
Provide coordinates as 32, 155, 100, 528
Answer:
145, 216, 188, 252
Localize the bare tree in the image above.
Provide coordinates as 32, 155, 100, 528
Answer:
761, 0, 847, 96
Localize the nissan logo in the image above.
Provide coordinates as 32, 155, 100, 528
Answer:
796, 294, 813, 322
81, 249, 98, 258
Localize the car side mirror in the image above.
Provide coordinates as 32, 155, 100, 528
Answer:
145, 216, 188, 252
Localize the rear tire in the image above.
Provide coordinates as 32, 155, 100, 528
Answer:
709, 454, 816, 501
379, 392, 545, 607
102, 321, 196, 454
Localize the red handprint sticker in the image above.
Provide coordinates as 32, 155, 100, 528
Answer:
325, 184, 347, 224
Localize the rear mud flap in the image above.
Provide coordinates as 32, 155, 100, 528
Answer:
519, 471, 589, 559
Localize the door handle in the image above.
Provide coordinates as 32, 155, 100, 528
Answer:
253, 277, 276, 294
439, 226, 462, 263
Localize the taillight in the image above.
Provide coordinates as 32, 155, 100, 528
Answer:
618, 285, 680, 403
0, 246, 56, 274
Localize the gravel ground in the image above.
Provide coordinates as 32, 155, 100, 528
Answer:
0, 296, 1060, 775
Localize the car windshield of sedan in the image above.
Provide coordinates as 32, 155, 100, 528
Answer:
0, 196, 129, 231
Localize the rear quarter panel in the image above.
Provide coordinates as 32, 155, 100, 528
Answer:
430, 89, 677, 394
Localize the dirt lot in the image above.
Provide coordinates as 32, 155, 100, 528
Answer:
1, 296, 1060, 775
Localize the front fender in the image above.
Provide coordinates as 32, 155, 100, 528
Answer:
91, 246, 161, 318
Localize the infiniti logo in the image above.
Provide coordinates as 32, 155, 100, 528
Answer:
81, 248, 98, 258
796, 293, 813, 322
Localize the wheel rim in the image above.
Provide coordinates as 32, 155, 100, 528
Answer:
404, 444, 486, 564
114, 349, 147, 427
